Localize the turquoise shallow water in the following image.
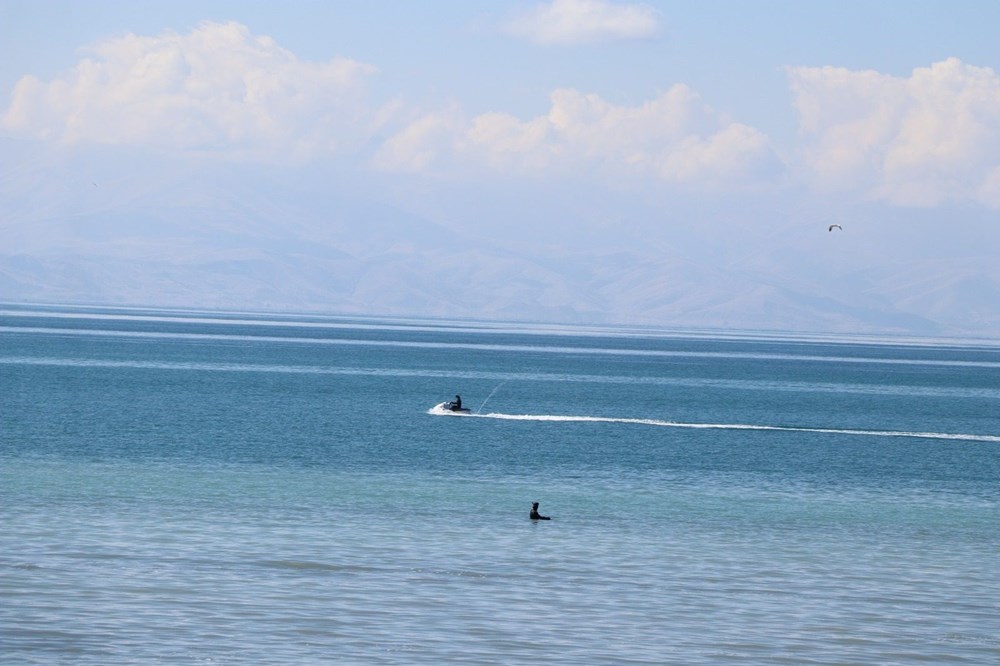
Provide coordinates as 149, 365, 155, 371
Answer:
2, 305, 999, 664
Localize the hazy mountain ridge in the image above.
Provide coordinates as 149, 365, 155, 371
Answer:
3, 237, 994, 335
2, 146, 997, 335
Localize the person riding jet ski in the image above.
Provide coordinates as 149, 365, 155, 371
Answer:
444, 394, 469, 412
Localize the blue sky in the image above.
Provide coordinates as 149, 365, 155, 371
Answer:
6, 1, 998, 138
2, 1, 999, 334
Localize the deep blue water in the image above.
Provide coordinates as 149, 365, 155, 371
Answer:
2, 305, 998, 664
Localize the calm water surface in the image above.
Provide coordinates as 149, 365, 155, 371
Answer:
2, 305, 998, 664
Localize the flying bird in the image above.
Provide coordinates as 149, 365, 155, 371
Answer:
828, 224, 842, 232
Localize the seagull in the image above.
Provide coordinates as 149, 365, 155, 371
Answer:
828, 224, 842, 232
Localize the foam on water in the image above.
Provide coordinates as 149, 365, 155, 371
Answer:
428, 404, 1000, 443
4, 324, 1000, 368
7, 356, 1000, 405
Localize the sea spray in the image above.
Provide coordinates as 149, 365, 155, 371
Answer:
477, 380, 507, 414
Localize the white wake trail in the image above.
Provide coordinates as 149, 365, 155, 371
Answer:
427, 405, 1000, 443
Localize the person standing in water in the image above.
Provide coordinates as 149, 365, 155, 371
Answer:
530, 502, 550, 520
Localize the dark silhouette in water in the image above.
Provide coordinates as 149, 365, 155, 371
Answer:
530, 502, 550, 520
453, 394, 462, 410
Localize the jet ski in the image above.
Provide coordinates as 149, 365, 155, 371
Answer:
441, 400, 471, 414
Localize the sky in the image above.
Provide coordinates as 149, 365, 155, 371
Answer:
2, 0, 999, 336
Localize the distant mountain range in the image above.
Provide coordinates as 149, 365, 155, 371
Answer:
2, 143, 998, 337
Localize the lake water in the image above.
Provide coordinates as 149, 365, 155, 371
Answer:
2, 305, 998, 664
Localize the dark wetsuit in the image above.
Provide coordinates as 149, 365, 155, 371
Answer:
453, 395, 462, 410
530, 502, 550, 520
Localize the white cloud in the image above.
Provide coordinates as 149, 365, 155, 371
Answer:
1, 17, 778, 192
465, 112, 552, 170
658, 123, 776, 186
376, 85, 781, 189
789, 58, 1000, 208
1, 21, 379, 161
372, 106, 466, 173
505, 0, 659, 46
